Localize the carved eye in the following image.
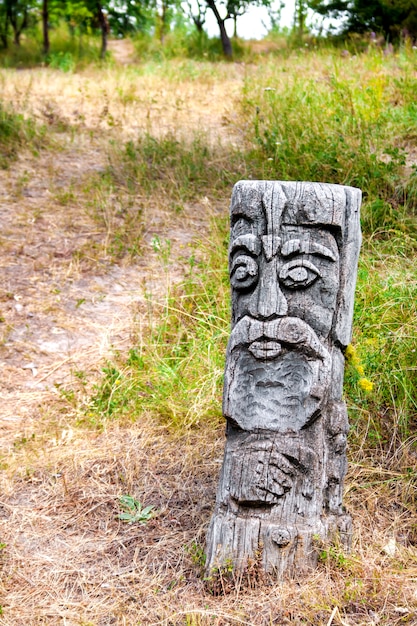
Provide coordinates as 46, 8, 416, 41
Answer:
231, 255, 259, 291
279, 260, 320, 289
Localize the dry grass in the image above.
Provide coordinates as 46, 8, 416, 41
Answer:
0, 62, 244, 144
0, 54, 416, 625
0, 415, 416, 625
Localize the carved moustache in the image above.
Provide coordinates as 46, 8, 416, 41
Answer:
228, 315, 330, 363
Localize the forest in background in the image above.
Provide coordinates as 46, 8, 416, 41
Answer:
1, 0, 417, 61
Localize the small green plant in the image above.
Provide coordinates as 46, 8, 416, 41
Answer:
318, 544, 359, 572
117, 495, 155, 524
48, 51, 75, 73
185, 541, 206, 568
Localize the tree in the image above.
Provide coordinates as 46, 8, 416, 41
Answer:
204, 0, 233, 57
0, 1, 10, 47
261, 0, 284, 33
294, 0, 308, 37
95, 0, 109, 58
4, 0, 30, 45
204, 0, 273, 58
42, 0, 49, 54
308, 0, 417, 40
186, 0, 207, 32
106, 0, 154, 36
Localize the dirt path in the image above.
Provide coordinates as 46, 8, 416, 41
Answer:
107, 38, 136, 65
0, 64, 243, 448
0, 142, 211, 445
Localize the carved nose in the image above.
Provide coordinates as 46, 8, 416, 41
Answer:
248, 259, 288, 319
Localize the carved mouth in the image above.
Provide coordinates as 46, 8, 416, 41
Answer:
248, 339, 282, 360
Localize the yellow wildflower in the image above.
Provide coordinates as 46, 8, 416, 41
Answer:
358, 378, 374, 393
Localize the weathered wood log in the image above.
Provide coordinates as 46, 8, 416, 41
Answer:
206, 181, 361, 580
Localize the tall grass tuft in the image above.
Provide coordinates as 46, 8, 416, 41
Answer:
107, 132, 245, 204
345, 234, 417, 454
0, 101, 42, 167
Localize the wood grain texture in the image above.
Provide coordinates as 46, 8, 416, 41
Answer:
206, 181, 361, 579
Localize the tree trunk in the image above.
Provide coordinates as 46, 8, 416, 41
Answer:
160, 0, 168, 44
205, 180, 362, 583
0, 8, 8, 48
294, 0, 306, 39
205, 0, 232, 58
42, 0, 49, 55
192, 16, 204, 33
9, 6, 27, 47
97, 1, 108, 60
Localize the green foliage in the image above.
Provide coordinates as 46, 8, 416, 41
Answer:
132, 28, 228, 62
309, 0, 417, 41
0, 25, 101, 68
242, 51, 417, 235
318, 544, 358, 571
117, 495, 155, 523
345, 236, 417, 447
0, 100, 41, 167
47, 50, 75, 72
186, 541, 207, 568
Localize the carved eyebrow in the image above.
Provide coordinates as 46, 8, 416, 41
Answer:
281, 239, 337, 261
229, 234, 262, 257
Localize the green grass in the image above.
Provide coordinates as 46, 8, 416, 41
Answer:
85, 217, 230, 429
346, 234, 417, 450
132, 29, 229, 62
0, 100, 43, 167
106, 132, 245, 205
241, 47, 417, 235
0, 24, 102, 69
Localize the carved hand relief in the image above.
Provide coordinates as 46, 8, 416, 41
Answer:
206, 181, 361, 579
228, 435, 318, 506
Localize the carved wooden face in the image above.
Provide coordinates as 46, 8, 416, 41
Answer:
229, 202, 340, 339
223, 181, 351, 433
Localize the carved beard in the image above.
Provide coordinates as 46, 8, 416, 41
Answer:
223, 316, 331, 433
